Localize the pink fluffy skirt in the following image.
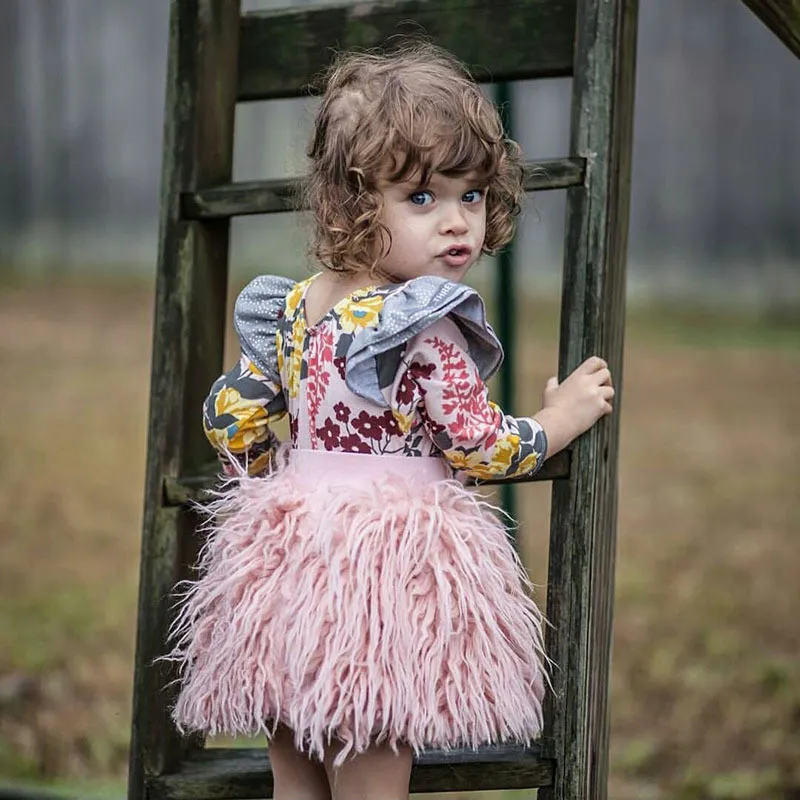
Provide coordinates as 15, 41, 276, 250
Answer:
166, 453, 548, 765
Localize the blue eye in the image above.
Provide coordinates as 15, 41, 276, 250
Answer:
463, 189, 483, 204
409, 190, 433, 206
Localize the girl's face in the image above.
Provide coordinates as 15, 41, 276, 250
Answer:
376, 171, 487, 283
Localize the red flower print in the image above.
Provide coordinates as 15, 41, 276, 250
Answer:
396, 361, 435, 405
307, 327, 334, 432
333, 356, 347, 381
410, 361, 436, 382
395, 371, 417, 405
316, 418, 341, 450
381, 410, 401, 436
425, 335, 496, 438
340, 433, 371, 454
334, 402, 351, 423
419, 406, 446, 438
352, 411, 386, 441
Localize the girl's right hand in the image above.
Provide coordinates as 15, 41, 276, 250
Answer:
533, 356, 615, 458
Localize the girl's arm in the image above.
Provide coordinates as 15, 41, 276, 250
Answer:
203, 353, 286, 477
398, 318, 613, 480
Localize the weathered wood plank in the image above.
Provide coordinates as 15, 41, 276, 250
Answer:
237, 0, 577, 101
495, 82, 520, 523
538, 1, 638, 800
739, 0, 800, 60
149, 745, 554, 799
162, 450, 571, 508
182, 158, 586, 219
183, 177, 302, 218
127, 2, 241, 799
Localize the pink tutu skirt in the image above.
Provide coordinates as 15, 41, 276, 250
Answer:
167, 449, 547, 766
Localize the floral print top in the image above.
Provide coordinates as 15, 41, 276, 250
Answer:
203, 273, 548, 480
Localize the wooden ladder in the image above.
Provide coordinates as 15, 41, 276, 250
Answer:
127, 0, 638, 798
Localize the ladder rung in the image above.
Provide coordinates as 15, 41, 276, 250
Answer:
163, 450, 570, 508
183, 159, 585, 219
238, 0, 576, 102
148, 744, 554, 798
182, 177, 302, 219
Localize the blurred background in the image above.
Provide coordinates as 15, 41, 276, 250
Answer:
0, 0, 798, 799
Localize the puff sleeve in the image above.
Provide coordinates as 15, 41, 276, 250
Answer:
202, 275, 294, 476
344, 275, 504, 407
393, 317, 549, 480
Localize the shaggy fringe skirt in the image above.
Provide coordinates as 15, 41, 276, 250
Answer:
167, 450, 548, 766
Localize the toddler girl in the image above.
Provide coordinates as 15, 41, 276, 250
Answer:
168, 43, 614, 800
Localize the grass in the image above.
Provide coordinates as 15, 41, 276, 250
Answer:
0, 276, 798, 799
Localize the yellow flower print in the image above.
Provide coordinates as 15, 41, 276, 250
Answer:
286, 366, 300, 399
215, 385, 243, 418
284, 281, 307, 318
392, 409, 413, 434
275, 327, 285, 377
468, 462, 497, 480
517, 450, 540, 476
292, 314, 306, 348
445, 433, 521, 479
446, 448, 491, 476
227, 406, 271, 452
285, 315, 306, 399
246, 360, 264, 378
206, 389, 271, 453
246, 449, 272, 476
489, 433, 520, 475
338, 295, 384, 334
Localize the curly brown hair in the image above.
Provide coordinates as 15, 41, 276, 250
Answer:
305, 42, 524, 275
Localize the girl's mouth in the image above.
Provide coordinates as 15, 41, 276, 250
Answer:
439, 245, 472, 269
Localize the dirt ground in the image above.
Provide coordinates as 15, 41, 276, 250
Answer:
0, 277, 798, 799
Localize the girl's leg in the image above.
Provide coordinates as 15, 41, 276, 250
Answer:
323, 740, 413, 800
269, 725, 331, 800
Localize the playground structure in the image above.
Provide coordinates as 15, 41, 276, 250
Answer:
128, 2, 800, 799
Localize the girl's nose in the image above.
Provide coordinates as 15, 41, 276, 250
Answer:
439, 203, 469, 236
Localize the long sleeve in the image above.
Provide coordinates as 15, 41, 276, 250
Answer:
393, 318, 547, 480
203, 353, 286, 476
203, 273, 295, 476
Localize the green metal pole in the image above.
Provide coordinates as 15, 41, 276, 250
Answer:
495, 82, 517, 529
